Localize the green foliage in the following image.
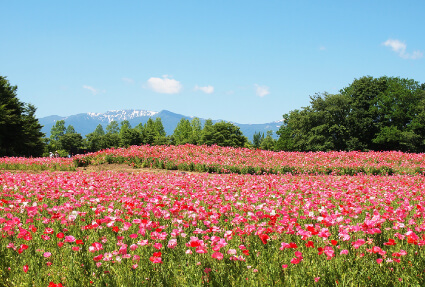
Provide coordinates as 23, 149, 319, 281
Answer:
143, 118, 168, 145
106, 120, 119, 134
0, 76, 45, 156
200, 119, 214, 145
252, 132, 264, 149
120, 128, 142, 147
277, 76, 425, 152
260, 131, 276, 151
65, 125, 76, 134
50, 120, 66, 141
190, 117, 202, 144
47, 121, 84, 155
59, 133, 83, 155
172, 118, 193, 145
202, 121, 248, 148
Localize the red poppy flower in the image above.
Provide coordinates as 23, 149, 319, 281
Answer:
305, 241, 314, 248
259, 234, 270, 244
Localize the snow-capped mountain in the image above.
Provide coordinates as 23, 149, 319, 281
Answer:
38, 109, 282, 140
86, 110, 158, 122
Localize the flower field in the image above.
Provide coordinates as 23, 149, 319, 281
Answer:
73, 144, 425, 175
1, 146, 425, 286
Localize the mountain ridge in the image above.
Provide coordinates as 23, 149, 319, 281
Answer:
38, 109, 282, 141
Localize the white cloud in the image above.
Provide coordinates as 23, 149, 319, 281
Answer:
254, 84, 270, 97
194, 85, 214, 94
383, 39, 423, 60
319, 45, 326, 51
83, 85, 104, 95
122, 77, 134, 84
147, 75, 182, 94
409, 50, 424, 60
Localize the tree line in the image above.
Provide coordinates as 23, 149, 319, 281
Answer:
275, 76, 425, 152
46, 117, 250, 156
2, 74, 425, 157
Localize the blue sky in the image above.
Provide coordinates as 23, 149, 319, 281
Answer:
1, 1, 424, 124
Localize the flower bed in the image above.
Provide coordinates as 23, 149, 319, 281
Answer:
1, 170, 425, 285
74, 144, 425, 175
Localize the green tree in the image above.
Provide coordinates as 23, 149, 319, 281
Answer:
143, 118, 157, 145
260, 131, 276, 151
50, 120, 66, 142
106, 121, 119, 134
0, 76, 45, 156
371, 77, 425, 151
252, 132, 264, 149
85, 124, 106, 152
173, 118, 192, 145
59, 133, 83, 156
190, 117, 203, 144
93, 124, 105, 136
203, 121, 247, 148
341, 76, 387, 150
154, 118, 166, 137
19, 104, 46, 156
102, 133, 120, 148
120, 128, 142, 147
276, 76, 425, 152
66, 125, 76, 134
276, 93, 351, 151
275, 114, 295, 151
200, 119, 214, 145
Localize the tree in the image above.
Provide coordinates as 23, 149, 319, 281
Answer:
50, 120, 66, 142
190, 117, 203, 144
260, 131, 276, 151
93, 124, 105, 136
66, 125, 76, 134
341, 76, 387, 150
252, 132, 264, 149
276, 93, 351, 151
120, 128, 142, 147
371, 77, 425, 151
106, 121, 119, 134
200, 119, 214, 145
59, 133, 83, 156
0, 76, 45, 156
85, 124, 106, 152
19, 104, 46, 156
172, 119, 192, 145
102, 133, 120, 148
276, 76, 425, 152
142, 118, 168, 145
275, 114, 295, 151
203, 121, 248, 148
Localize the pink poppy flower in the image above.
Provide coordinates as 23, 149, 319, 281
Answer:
212, 252, 223, 260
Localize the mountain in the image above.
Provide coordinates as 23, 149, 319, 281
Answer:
38, 109, 282, 141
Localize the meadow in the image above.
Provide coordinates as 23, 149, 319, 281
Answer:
1, 145, 425, 286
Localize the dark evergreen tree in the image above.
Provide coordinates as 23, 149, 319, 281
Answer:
0, 76, 45, 156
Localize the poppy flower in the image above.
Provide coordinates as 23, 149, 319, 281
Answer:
259, 234, 270, 244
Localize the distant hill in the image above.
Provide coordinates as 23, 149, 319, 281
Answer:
38, 109, 282, 141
